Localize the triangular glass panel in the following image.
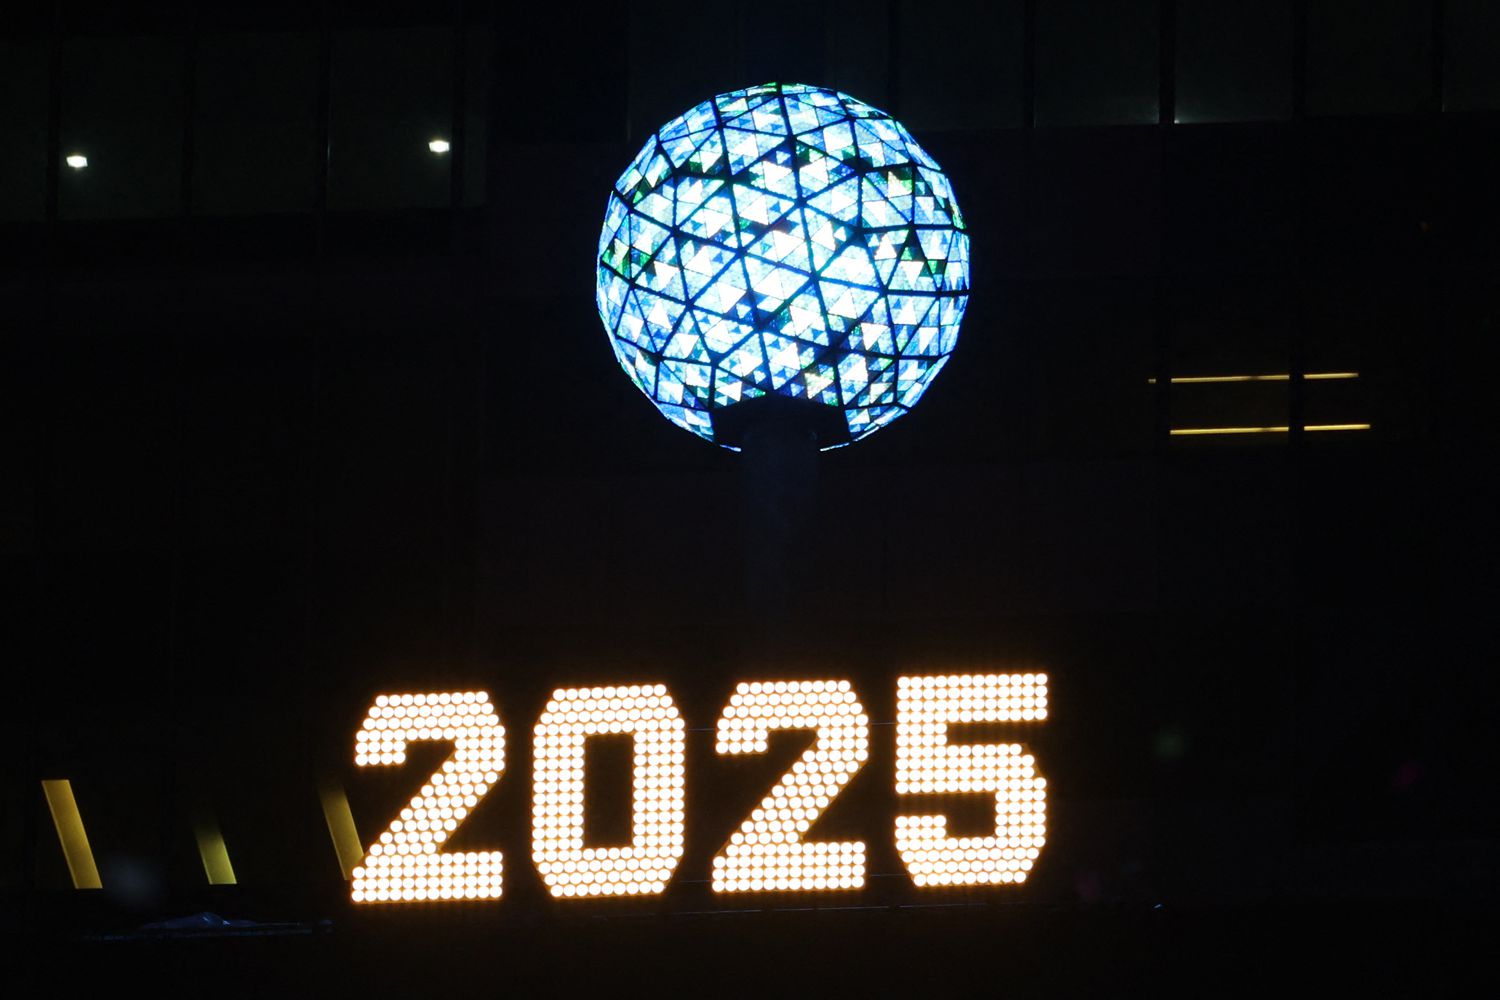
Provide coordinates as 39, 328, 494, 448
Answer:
635, 184, 674, 228
663, 126, 713, 168
679, 192, 736, 241
746, 157, 799, 200
712, 371, 756, 407
837, 351, 869, 402
807, 177, 860, 223
694, 310, 755, 357
663, 322, 710, 362
858, 176, 903, 228
597, 269, 630, 331
629, 211, 671, 257
686, 129, 728, 176
780, 291, 827, 342
746, 219, 813, 272
820, 121, 857, 162
918, 229, 953, 265
820, 244, 878, 286
801, 207, 847, 271
716, 94, 751, 118
744, 256, 809, 304
663, 358, 713, 402
720, 331, 766, 382
654, 357, 687, 405
640, 240, 687, 301
785, 99, 821, 134
887, 293, 933, 326
731, 184, 796, 227
818, 279, 880, 321
750, 102, 788, 135
598, 193, 629, 258
674, 176, 724, 226
761, 333, 810, 389
680, 239, 736, 297
889, 259, 936, 293
938, 321, 960, 355
692, 262, 750, 316
913, 196, 945, 226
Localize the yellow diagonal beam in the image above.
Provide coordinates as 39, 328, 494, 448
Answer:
318, 781, 365, 881
41, 779, 102, 890
193, 812, 238, 886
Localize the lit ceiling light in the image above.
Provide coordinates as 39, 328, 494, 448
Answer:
1147, 372, 1359, 384
65, 154, 88, 169
1169, 423, 1371, 436
428, 138, 450, 154
596, 82, 969, 449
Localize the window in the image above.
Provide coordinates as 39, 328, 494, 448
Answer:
896, 0, 1025, 131
824, 0, 892, 112
1306, 0, 1433, 116
740, 0, 826, 91
0, 40, 49, 220
1444, 0, 1500, 111
1175, 0, 1294, 124
1035, 0, 1158, 127
497, 12, 624, 143
461, 26, 489, 206
59, 36, 185, 219
628, 0, 749, 143
329, 28, 453, 210
193, 32, 319, 214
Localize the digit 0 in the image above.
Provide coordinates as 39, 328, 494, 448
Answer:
531, 684, 687, 897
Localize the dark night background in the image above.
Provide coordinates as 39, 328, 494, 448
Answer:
3, 0, 1499, 991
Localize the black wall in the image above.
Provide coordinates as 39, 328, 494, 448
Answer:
4, 0, 1498, 988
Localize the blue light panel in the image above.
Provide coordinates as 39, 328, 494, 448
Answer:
596, 83, 970, 448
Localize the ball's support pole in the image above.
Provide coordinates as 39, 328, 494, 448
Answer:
741, 412, 820, 652
715, 393, 846, 658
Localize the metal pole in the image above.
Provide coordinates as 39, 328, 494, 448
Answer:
720, 396, 840, 656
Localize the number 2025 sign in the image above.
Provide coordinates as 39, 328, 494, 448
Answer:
350, 673, 1048, 904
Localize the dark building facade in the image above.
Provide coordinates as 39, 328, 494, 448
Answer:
4, 0, 1498, 989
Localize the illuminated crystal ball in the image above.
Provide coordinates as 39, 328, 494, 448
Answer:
595, 82, 970, 448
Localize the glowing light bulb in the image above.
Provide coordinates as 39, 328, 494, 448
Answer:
428, 138, 450, 154
65, 154, 88, 169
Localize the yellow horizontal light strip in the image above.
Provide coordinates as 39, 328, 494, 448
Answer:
193, 813, 238, 886
1148, 372, 1359, 384
319, 782, 364, 881
40, 779, 102, 890
1170, 423, 1372, 436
